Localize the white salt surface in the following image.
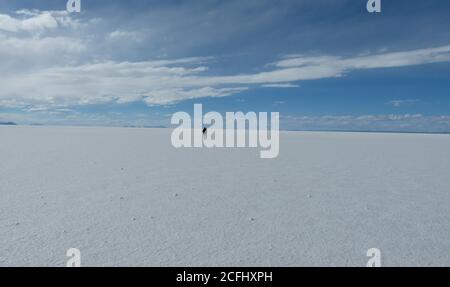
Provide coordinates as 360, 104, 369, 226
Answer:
0, 126, 449, 266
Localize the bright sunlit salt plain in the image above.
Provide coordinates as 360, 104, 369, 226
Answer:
0, 126, 449, 266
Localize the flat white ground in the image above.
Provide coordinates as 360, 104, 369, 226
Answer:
0, 126, 449, 266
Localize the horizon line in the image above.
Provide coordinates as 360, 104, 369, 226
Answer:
2, 122, 450, 135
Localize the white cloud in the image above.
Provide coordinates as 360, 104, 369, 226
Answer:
142, 87, 248, 105
1, 9, 450, 109
0, 34, 86, 55
275, 46, 450, 74
273, 101, 286, 106
2, 44, 450, 107
262, 83, 300, 88
0, 12, 56, 32
0, 10, 79, 32
107, 30, 145, 42
0, 10, 86, 74
388, 99, 420, 107
281, 114, 450, 132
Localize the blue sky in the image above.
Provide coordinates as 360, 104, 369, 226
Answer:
0, 0, 450, 132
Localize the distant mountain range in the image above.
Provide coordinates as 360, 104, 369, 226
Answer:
0, 121, 17, 126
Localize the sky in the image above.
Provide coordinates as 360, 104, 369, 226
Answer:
0, 0, 450, 132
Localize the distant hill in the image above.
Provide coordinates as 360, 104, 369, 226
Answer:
0, 121, 17, 126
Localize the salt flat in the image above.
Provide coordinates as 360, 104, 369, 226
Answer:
0, 126, 449, 266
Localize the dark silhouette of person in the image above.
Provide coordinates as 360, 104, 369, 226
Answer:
202, 127, 207, 137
